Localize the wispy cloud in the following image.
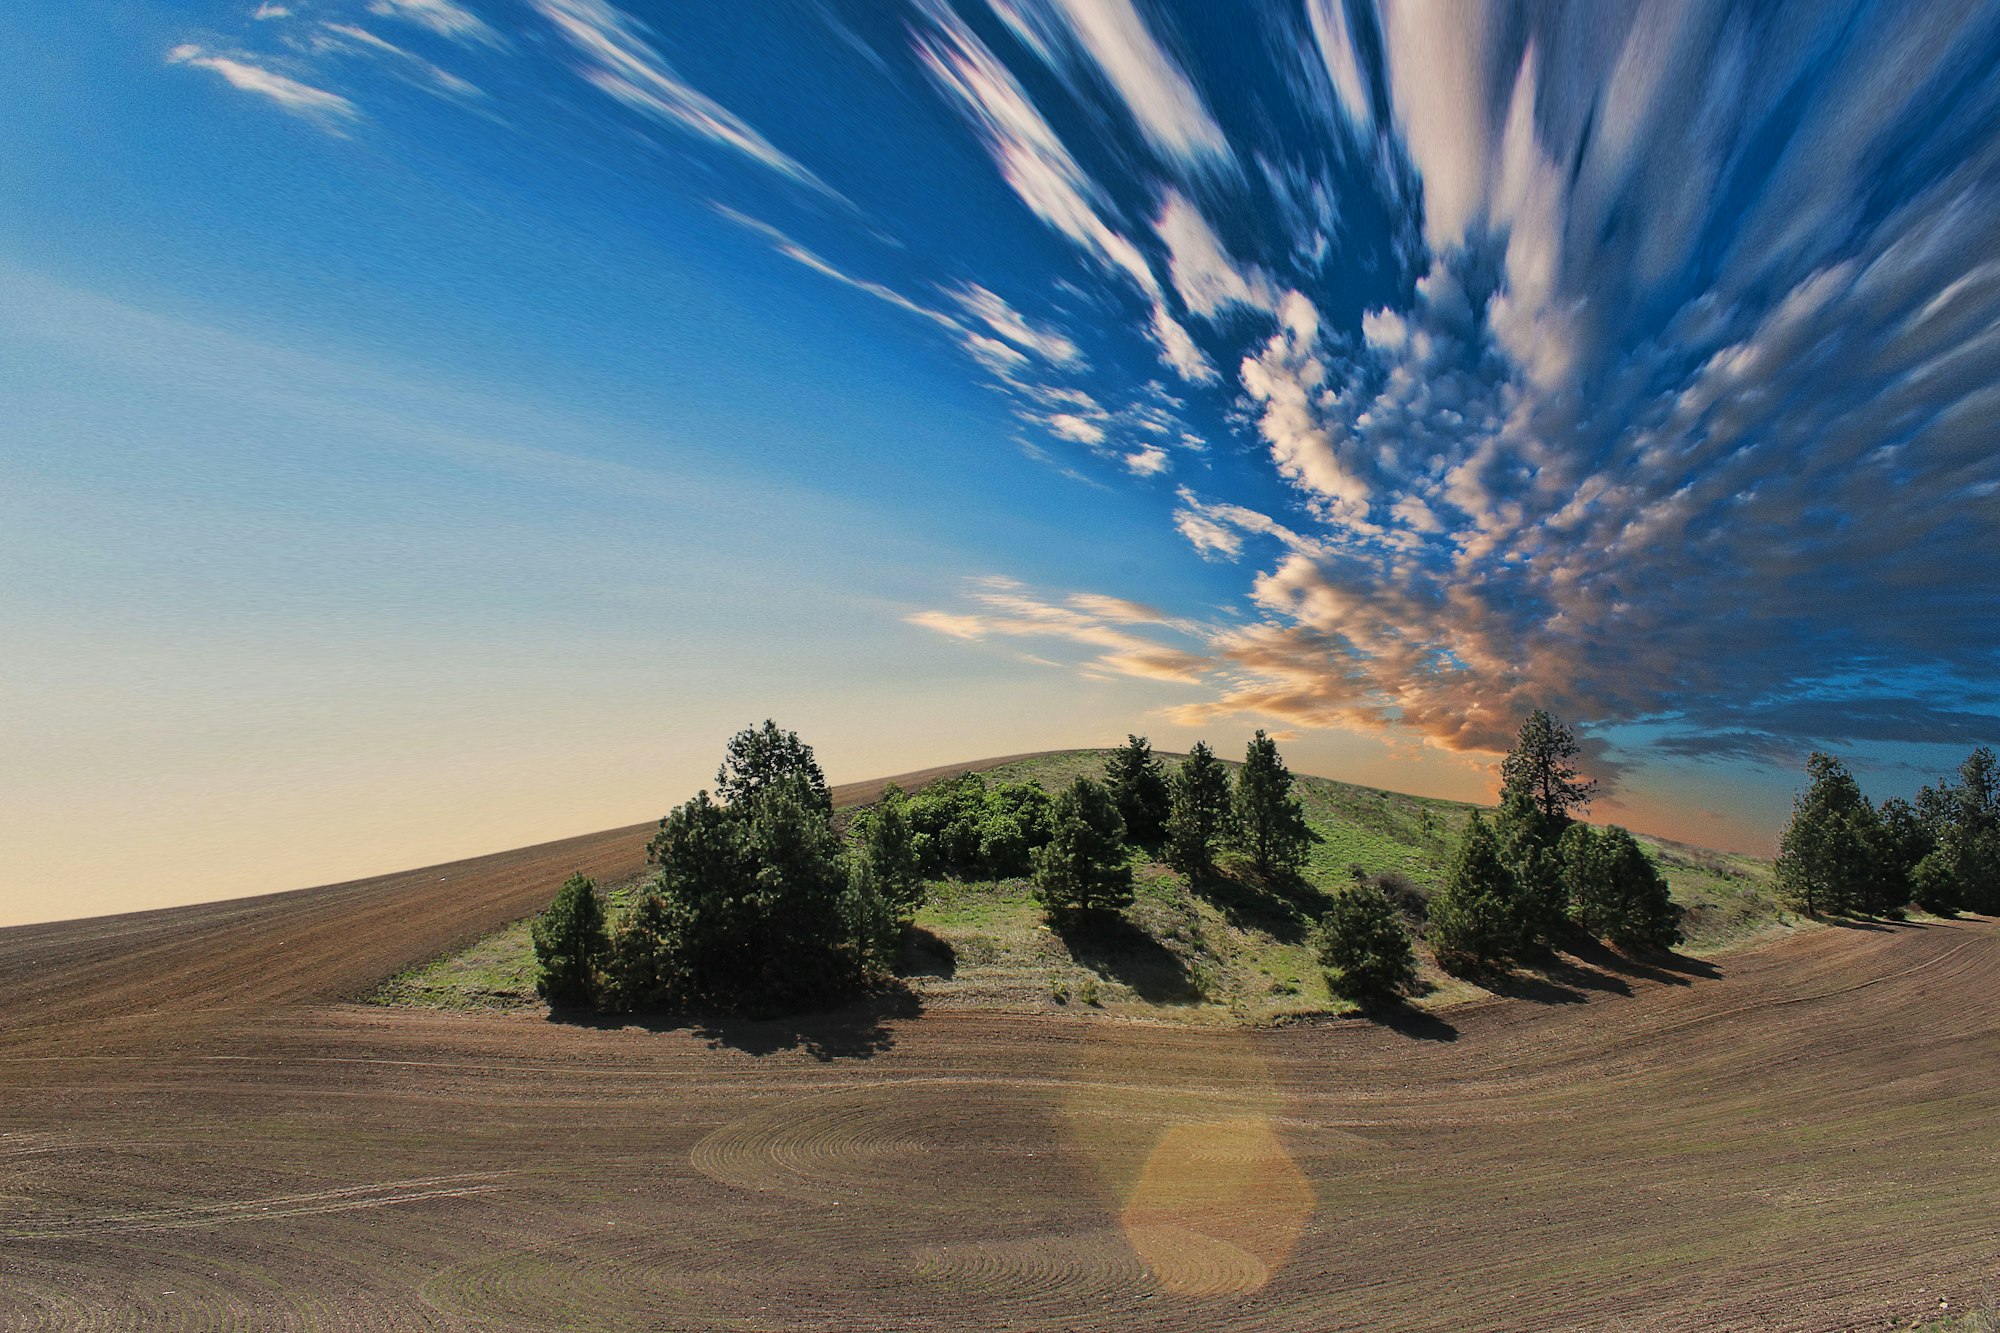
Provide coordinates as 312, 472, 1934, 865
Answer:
535, 0, 840, 200
168, 44, 358, 129
988, 0, 1232, 172
313, 23, 484, 98
913, 1, 1213, 384
366, 0, 502, 47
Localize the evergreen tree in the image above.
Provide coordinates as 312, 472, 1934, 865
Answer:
1870, 796, 1933, 915
1166, 741, 1233, 878
714, 719, 832, 816
1929, 747, 2000, 914
1106, 734, 1172, 844
601, 892, 679, 1013
1234, 730, 1313, 878
1494, 786, 1566, 946
1032, 777, 1131, 917
856, 784, 925, 921
1558, 822, 1613, 937
1316, 881, 1418, 1000
1428, 812, 1525, 973
739, 777, 860, 1010
530, 872, 609, 1008
1774, 752, 1879, 916
1592, 827, 1684, 950
1499, 709, 1598, 826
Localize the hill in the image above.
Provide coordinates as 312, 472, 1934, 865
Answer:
375, 748, 1788, 1023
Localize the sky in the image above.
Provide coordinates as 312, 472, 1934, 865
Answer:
4, 0, 1999, 926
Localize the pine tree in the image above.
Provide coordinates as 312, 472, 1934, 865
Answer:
1494, 786, 1566, 946
1106, 734, 1172, 845
1166, 741, 1234, 878
1234, 730, 1313, 878
1316, 881, 1417, 1000
1775, 752, 1878, 916
1592, 827, 1684, 950
714, 719, 832, 816
1032, 777, 1131, 917
1428, 812, 1525, 973
1928, 747, 2000, 914
530, 872, 609, 1008
1499, 709, 1598, 826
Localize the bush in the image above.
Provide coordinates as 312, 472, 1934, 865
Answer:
1033, 777, 1131, 917
530, 872, 609, 1008
1316, 882, 1418, 1000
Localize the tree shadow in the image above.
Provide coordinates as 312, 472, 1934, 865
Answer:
1053, 912, 1199, 1004
1187, 865, 1329, 945
1354, 996, 1459, 1042
1485, 971, 1590, 1005
551, 985, 918, 1062
896, 925, 956, 979
1567, 937, 1706, 987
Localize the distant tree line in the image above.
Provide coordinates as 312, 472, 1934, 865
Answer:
1775, 746, 1999, 918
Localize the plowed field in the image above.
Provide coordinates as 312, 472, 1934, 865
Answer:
2, 777, 1994, 1331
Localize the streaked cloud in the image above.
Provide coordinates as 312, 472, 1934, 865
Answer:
988, 0, 1231, 172
168, 44, 359, 128
535, 0, 839, 199
366, 0, 502, 47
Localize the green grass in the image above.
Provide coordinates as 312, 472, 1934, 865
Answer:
372, 748, 1789, 1023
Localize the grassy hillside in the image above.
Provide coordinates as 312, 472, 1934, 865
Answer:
373, 749, 1791, 1022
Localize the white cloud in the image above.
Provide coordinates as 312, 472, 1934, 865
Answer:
991, 0, 1231, 172
367, 0, 501, 46
168, 45, 358, 127
948, 284, 1082, 366
1048, 413, 1105, 445
916, 4, 1212, 384
1124, 445, 1170, 475
537, 0, 838, 199
315, 23, 484, 98
1304, 0, 1370, 129
253, 3, 292, 18
1153, 188, 1275, 318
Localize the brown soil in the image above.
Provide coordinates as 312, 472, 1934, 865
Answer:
1, 777, 1994, 1331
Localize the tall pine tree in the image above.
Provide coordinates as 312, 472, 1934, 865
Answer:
1167, 741, 1233, 879
1105, 734, 1172, 845
1234, 730, 1312, 878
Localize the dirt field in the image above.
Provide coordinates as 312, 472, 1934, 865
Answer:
2, 779, 1995, 1330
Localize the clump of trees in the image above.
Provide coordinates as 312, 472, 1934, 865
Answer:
530, 721, 900, 1017
1429, 709, 1683, 975
1777, 745, 1999, 918
858, 772, 1055, 880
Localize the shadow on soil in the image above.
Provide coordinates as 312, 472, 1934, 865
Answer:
1356, 997, 1459, 1042
551, 986, 920, 1062
1054, 913, 1199, 1003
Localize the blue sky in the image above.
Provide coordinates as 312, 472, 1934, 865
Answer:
4, 0, 1999, 923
